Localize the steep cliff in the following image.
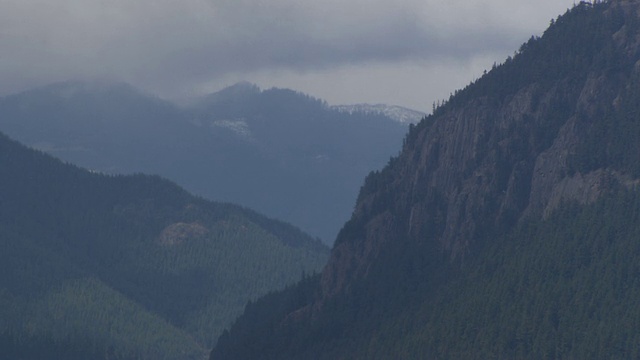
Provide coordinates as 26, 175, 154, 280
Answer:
212, 1, 640, 358
322, 0, 640, 298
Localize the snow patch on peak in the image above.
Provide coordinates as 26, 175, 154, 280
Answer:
211, 118, 252, 139
332, 104, 426, 125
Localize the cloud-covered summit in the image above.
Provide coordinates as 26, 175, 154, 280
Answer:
1, 0, 575, 110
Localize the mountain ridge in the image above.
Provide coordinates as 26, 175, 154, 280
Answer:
211, 1, 640, 358
0, 130, 329, 359
0, 81, 409, 243
322, 0, 640, 299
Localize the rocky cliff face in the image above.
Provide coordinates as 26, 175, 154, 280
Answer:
210, 2, 640, 358
320, 0, 640, 299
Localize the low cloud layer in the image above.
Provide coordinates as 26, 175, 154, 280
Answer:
0, 0, 576, 109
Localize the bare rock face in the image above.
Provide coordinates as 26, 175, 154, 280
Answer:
158, 222, 209, 246
320, 0, 640, 300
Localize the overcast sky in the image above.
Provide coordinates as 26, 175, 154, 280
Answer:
1, 0, 577, 111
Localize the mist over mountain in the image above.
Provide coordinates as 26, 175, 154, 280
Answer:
0, 82, 411, 244
0, 130, 328, 359
212, 1, 640, 358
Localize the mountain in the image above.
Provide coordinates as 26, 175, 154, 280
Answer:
0, 81, 410, 244
0, 131, 328, 359
331, 104, 425, 124
187, 83, 412, 243
0, 81, 197, 175
211, 1, 640, 358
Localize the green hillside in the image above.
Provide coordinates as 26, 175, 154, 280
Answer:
380, 188, 640, 359
0, 131, 329, 359
214, 189, 640, 359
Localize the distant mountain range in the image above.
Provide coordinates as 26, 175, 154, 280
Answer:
331, 104, 425, 124
0, 130, 328, 359
0, 81, 413, 244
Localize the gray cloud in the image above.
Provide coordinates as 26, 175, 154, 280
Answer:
0, 0, 576, 108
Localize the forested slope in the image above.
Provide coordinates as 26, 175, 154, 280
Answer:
212, 1, 640, 358
0, 132, 328, 359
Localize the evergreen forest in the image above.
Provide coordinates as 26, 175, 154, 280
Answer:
0, 131, 329, 359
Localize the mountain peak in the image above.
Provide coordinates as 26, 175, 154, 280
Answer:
209, 81, 260, 99
222, 81, 261, 94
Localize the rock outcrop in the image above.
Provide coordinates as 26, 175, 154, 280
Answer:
321, 0, 640, 299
